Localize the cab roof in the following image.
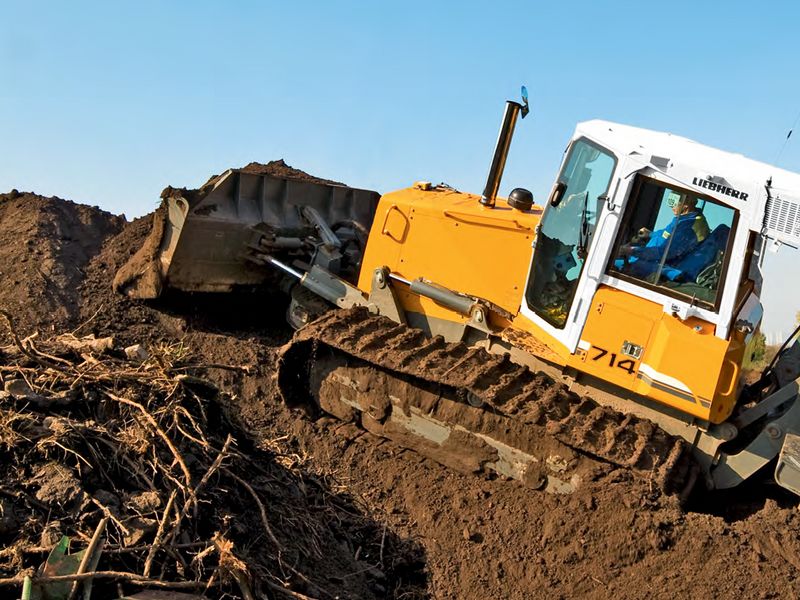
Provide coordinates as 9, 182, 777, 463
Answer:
576, 119, 800, 198
575, 120, 800, 244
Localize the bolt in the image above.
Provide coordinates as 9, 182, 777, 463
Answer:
374, 270, 386, 288
719, 423, 738, 441
466, 392, 483, 408
474, 310, 484, 323
766, 424, 782, 439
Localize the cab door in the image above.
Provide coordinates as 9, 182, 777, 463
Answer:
519, 138, 627, 353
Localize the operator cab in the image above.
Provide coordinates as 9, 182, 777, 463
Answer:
520, 120, 800, 423
521, 120, 790, 348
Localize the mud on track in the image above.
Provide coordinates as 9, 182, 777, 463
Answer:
1, 169, 800, 599
277, 308, 693, 496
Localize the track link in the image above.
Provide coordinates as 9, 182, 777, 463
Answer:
278, 308, 696, 496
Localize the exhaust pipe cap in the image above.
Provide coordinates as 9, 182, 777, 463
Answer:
507, 187, 534, 212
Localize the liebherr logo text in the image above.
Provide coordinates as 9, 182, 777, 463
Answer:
692, 177, 748, 201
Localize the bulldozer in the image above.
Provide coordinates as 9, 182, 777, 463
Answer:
115, 88, 800, 499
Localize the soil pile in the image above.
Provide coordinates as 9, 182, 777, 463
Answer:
0, 190, 123, 339
0, 180, 798, 599
238, 159, 345, 186
81, 212, 180, 344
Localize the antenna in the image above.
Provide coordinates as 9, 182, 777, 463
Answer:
775, 107, 800, 166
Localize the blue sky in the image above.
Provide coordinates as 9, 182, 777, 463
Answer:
1, 1, 799, 338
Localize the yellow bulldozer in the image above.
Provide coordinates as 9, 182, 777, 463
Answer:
115, 88, 800, 500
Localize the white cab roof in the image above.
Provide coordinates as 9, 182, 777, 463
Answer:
575, 120, 800, 243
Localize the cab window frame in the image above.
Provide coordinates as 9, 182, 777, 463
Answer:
606, 175, 739, 312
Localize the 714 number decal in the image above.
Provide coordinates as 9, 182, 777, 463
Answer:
590, 346, 637, 375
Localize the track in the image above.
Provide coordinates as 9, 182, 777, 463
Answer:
278, 307, 696, 497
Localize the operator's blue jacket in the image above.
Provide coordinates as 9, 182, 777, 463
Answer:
618, 211, 712, 281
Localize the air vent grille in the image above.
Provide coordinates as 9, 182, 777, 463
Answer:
765, 195, 800, 244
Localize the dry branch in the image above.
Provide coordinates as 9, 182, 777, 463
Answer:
67, 517, 107, 600
225, 470, 281, 550
143, 490, 177, 577
0, 571, 205, 588
103, 391, 193, 487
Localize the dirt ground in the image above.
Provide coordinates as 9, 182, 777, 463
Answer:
2, 169, 800, 599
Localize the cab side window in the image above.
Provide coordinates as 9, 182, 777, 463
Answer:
607, 177, 736, 308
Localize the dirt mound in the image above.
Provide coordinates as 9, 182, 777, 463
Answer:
0, 190, 123, 339
238, 159, 345, 186
0, 183, 799, 599
79, 212, 179, 345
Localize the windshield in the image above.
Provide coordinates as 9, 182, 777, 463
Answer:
526, 139, 616, 328
607, 177, 736, 308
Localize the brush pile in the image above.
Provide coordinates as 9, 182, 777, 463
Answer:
0, 310, 367, 600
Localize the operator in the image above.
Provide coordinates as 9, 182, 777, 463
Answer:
617, 193, 710, 280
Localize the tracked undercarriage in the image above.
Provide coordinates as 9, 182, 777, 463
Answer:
278, 308, 697, 498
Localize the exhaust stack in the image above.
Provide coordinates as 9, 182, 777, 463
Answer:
479, 87, 530, 208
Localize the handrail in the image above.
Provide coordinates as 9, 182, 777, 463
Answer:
719, 358, 741, 398
381, 204, 409, 242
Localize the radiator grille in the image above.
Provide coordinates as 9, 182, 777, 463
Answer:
765, 195, 800, 244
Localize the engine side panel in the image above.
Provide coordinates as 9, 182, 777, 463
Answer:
358, 186, 535, 310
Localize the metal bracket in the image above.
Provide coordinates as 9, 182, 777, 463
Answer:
712, 380, 800, 490
775, 429, 800, 495
367, 267, 407, 324
733, 379, 799, 430
466, 305, 494, 335
301, 265, 368, 309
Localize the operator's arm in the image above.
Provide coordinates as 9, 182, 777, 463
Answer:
626, 226, 670, 260
627, 214, 702, 262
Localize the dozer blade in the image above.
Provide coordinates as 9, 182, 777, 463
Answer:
114, 168, 380, 299
278, 308, 697, 497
